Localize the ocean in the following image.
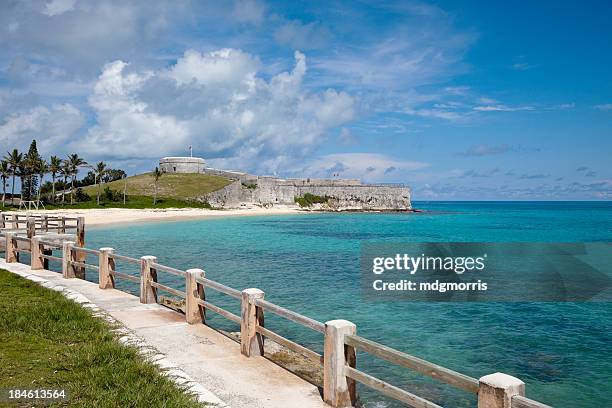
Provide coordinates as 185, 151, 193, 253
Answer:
85, 201, 612, 407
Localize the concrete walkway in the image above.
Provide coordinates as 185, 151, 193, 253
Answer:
1, 259, 329, 408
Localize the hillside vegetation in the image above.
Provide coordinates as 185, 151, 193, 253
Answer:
83, 172, 232, 201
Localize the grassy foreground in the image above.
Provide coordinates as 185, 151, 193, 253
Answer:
0, 270, 203, 407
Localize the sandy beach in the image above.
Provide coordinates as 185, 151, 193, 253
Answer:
31, 206, 305, 227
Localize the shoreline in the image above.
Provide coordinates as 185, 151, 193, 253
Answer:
26, 206, 306, 227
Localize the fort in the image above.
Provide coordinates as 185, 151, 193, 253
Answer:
159, 156, 412, 211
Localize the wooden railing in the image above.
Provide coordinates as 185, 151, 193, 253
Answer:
0, 227, 554, 408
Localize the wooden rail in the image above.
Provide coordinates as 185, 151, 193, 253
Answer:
151, 281, 185, 298
512, 395, 553, 408
255, 298, 325, 333
195, 299, 241, 324
345, 334, 480, 394
0, 219, 555, 408
345, 366, 442, 408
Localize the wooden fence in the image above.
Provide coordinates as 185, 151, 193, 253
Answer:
0, 212, 553, 408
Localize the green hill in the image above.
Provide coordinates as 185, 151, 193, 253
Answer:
82, 172, 232, 203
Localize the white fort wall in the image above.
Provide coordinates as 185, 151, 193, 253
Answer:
204, 176, 411, 211
159, 157, 206, 174
157, 160, 411, 210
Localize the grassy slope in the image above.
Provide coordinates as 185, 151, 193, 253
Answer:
0, 270, 204, 407
83, 173, 232, 201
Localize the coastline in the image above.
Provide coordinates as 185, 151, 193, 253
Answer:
30, 206, 306, 227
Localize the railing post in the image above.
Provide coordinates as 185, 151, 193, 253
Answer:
27, 218, 36, 238
478, 373, 525, 408
11, 214, 18, 230
30, 237, 44, 270
58, 217, 65, 234
42, 215, 48, 232
324, 319, 357, 408
99, 247, 115, 289
4, 232, 17, 263
140, 256, 158, 304
0, 212, 5, 228
185, 268, 205, 324
76, 216, 85, 246
240, 288, 265, 357
62, 241, 76, 278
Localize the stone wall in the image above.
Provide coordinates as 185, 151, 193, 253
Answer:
204, 176, 411, 211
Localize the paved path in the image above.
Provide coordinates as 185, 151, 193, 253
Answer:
1, 259, 329, 408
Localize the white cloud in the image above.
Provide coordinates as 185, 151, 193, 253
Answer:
232, 0, 265, 24
274, 20, 331, 50
473, 104, 534, 112
594, 104, 612, 110
0, 104, 84, 154
168, 49, 260, 87
43, 0, 77, 16
293, 153, 428, 182
76, 49, 355, 173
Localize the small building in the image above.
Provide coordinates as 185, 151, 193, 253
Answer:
159, 157, 206, 174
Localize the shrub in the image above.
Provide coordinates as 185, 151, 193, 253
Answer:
74, 188, 90, 202
294, 193, 330, 207
242, 182, 258, 190
103, 186, 123, 202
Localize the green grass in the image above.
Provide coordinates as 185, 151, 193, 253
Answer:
83, 173, 232, 200
0, 270, 204, 407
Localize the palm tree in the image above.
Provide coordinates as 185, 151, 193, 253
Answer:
94, 161, 108, 205
49, 156, 62, 203
61, 160, 71, 205
35, 159, 48, 203
152, 167, 163, 205
67, 154, 87, 204
0, 161, 9, 207
3, 149, 23, 205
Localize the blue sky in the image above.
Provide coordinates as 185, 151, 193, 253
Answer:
0, 0, 611, 200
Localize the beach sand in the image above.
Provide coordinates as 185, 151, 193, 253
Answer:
32, 206, 305, 227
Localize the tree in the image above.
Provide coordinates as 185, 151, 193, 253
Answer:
49, 156, 62, 203
0, 161, 9, 206
22, 140, 42, 200
61, 160, 71, 205
35, 159, 48, 203
152, 167, 164, 205
3, 149, 23, 206
67, 154, 87, 204
94, 161, 108, 205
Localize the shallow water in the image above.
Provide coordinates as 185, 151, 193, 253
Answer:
84, 201, 612, 407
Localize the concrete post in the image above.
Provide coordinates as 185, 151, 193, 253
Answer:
140, 256, 158, 304
4, 232, 17, 263
62, 241, 76, 278
478, 373, 525, 408
58, 217, 65, 233
185, 268, 205, 324
240, 288, 265, 357
30, 237, 44, 270
0, 212, 4, 228
42, 215, 48, 232
11, 214, 18, 230
324, 319, 357, 408
99, 247, 115, 289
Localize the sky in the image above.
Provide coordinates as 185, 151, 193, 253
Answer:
0, 0, 611, 200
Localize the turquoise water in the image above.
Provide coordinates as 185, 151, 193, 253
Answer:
85, 201, 612, 407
